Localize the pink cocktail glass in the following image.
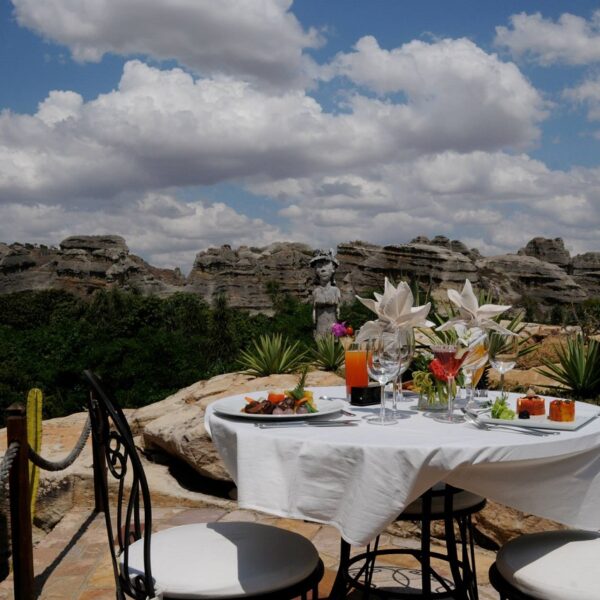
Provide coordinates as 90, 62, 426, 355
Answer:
431, 345, 467, 423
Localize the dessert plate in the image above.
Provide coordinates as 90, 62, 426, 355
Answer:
478, 411, 600, 431
212, 395, 344, 420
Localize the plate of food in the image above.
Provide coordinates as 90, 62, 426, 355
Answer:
477, 392, 600, 431
212, 372, 345, 420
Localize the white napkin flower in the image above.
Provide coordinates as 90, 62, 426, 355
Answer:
355, 278, 433, 342
437, 279, 513, 335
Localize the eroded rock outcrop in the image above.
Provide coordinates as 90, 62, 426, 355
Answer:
519, 237, 571, 268
477, 254, 586, 305
0, 235, 184, 297
0, 235, 597, 309
186, 242, 315, 312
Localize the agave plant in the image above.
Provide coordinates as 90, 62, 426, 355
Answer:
536, 335, 600, 401
311, 334, 345, 371
238, 333, 308, 377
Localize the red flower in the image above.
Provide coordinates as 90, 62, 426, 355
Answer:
429, 358, 448, 382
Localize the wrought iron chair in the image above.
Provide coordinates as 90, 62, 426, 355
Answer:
488, 529, 600, 599
332, 484, 486, 599
83, 370, 324, 600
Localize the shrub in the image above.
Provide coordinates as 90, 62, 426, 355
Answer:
311, 334, 345, 371
536, 335, 600, 401
238, 333, 308, 377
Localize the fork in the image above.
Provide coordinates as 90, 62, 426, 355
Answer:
461, 410, 550, 437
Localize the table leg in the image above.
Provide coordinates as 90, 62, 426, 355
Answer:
328, 539, 351, 600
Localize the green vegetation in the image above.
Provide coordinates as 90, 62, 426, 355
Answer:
238, 333, 308, 376
0, 289, 268, 424
536, 335, 600, 401
311, 334, 345, 371
0, 288, 369, 425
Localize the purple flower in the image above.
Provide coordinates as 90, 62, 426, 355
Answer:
331, 322, 348, 338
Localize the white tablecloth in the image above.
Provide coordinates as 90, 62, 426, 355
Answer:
208, 386, 600, 546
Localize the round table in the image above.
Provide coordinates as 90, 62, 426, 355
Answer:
207, 386, 600, 548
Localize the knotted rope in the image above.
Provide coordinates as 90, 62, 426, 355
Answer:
0, 443, 20, 494
27, 415, 91, 472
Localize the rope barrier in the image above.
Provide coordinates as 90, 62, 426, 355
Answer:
27, 415, 91, 472
0, 442, 20, 493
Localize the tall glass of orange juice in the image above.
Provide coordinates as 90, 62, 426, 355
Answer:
344, 342, 369, 400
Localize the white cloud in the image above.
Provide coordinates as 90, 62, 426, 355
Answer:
323, 36, 547, 151
0, 53, 548, 207
495, 11, 600, 65
11, 0, 321, 89
564, 76, 600, 121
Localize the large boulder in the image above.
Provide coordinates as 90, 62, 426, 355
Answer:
0, 236, 184, 297
335, 240, 478, 304
186, 243, 315, 313
519, 237, 571, 268
477, 254, 586, 305
572, 252, 600, 297
137, 370, 345, 481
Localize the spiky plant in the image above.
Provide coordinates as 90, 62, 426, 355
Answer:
238, 333, 308, 377
311, 334, 345, 371
536, 335, 600, 401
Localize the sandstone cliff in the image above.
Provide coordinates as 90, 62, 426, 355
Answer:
0, 234, 596, 311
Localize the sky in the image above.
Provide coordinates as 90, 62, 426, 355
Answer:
2, 1, 600, 273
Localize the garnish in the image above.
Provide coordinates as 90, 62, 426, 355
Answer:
491, 394, 515, 420
243, 369, 318, 415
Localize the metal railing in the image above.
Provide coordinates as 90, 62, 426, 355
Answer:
1, 401, 104, 600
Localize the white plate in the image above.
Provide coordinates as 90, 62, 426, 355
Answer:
479, 412, 600, 431
212, 395, 345, 420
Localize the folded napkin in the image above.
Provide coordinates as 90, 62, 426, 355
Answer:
437, 279, 513, 335
356, 278, 432, 342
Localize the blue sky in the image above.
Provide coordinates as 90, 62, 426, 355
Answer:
1, 1, 600, 271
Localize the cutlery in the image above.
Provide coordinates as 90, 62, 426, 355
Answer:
255, 420, 358, 429
463, 409, 560, 435
461, 410, 550, 436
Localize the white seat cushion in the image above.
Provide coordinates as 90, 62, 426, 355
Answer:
402, 490, 485, 517
119, 521, 320, 599
496, 530, 600, 600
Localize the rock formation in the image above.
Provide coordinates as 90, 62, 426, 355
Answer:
518, 237, 571, 268
0, 234, 597, 311
0, 235, 184, 297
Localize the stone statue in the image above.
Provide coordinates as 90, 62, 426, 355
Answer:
310, 249, 341, 338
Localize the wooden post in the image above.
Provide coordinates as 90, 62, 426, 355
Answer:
7, 404, 34, 600
86, 394, 106, 514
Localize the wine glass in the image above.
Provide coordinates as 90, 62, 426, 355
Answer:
366, 334, 401, 426
431, 344, 467, 423
393, 329, 415, 412
489, 333, 519, 394
461, 335, 489, 411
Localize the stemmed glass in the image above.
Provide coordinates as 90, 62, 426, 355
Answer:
392, 329, 415, 413
461, 335, 489, 411
489, 333, 519, 394
366, 334, 401, 426
431, 344, 467, 423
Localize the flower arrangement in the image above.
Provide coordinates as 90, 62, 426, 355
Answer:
331, 321, 353, 338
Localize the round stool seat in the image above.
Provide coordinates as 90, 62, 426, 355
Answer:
400, 489, 486, 519
121, 521, 321, 598
495, 530, 600, 600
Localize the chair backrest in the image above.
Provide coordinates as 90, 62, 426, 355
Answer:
83, 370, 155, 600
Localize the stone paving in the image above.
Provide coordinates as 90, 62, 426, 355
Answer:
0, 506, 499, 599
